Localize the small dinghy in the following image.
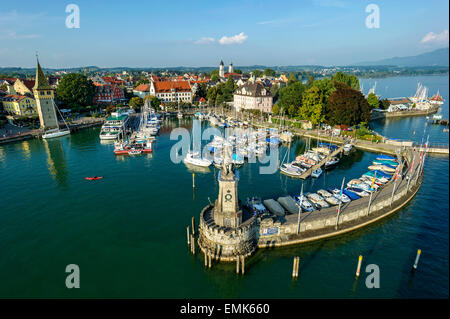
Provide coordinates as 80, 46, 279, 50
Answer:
85, 176, 103, 181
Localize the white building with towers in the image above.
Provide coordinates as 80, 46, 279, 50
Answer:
228, 62, 233, 73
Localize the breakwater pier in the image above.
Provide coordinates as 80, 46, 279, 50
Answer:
196, 146, 424, 267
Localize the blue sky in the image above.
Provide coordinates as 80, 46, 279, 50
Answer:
0, 0, 448, 68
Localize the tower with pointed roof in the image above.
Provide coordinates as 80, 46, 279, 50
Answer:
228, 62, 233, 74
33, 58, 59, 130
219, 60, 225, 78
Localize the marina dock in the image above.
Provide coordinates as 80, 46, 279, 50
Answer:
299, 142, 347, 179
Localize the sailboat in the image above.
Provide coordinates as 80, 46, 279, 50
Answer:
42, 98, 71, 139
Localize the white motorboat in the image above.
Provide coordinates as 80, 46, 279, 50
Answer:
329, 188, 351, 203
317, 189, 339, 205
343, 144, 353, 152
183, 151, 212, 167
311, 168, 322, 178
294, 194, 315, 212
306, 192, 330, 209
280, 163, 303, 177
346, 187, 369, 197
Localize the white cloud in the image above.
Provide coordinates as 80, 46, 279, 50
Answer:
0, 30, 40, 40
193, 37, 215, 44
421, 29, 449, 44
219, 32, 248, 45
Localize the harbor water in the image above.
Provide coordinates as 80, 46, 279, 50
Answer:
0, 75, 448, 298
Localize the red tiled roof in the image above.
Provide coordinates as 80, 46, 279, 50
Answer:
134, 84, 150, 92
3, 94, 30, 102
199, 97, 206, 102
0, 78, 17, 84
154, 81, 191, 93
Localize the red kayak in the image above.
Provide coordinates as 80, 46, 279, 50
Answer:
85, 176, 103, 181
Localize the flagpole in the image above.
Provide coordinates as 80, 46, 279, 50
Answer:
297, 183, 304, 235
367, 172, 376, 216
390, 162, 401, 206
335, 177, 345, 229
407, 154, 415, 191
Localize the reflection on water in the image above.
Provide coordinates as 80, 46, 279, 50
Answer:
20, 141, 31, 159
184, 162, 211, 174
0, 147, 4, 163
43, 139, 68, 187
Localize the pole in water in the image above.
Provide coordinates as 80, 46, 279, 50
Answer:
413, 249, 421, 270
192, 172, 195, 188
356, 255, 363, 277
292, 257, 297, 278
296, 257, 300, 277
236, 255, 240, 274
241, 255, 245, 275
204, 251, 208, 267
191, 217, 195, 235
187, 226, 190, 246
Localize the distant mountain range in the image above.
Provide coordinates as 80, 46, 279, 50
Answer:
355, 48, 449, 67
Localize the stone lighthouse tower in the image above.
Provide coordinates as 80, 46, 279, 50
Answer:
213, 146, 242, 228
33, 58, 59, 130
198, 145, 258, 261
219, 60, 225, 78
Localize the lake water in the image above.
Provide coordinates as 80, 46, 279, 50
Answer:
0, 75, 448, 298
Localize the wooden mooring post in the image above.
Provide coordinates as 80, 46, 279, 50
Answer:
413, 249, 422, 270
356, 255, 363, 277
191, 217, 195, 235
204, 251, 208, 267
236, 255, 240, 274
241, 255, 245, 275
187, 226, 190, 246
292, 257, 300, 278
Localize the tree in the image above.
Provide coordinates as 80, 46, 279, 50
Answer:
331, 71, 360, 90
211, 73, 220, 82
327, 82, 370, 126
272, 104, 280, 115
195, 83, 207, 100
277, 81, 305, 118
129, 96, 144, 111
380, 98, 390, 110
264, 68, 276, 77
56, 73, 96, 107
305, 75, 315, 89
287, 73, 297, 85
252, 69, 263, 78
145, 95, 161, 109
300, 86, 325, 125
234, 69, 242, 74
222, 75, 235, 101
207, 86, 219, 104
366, 93, 380, 110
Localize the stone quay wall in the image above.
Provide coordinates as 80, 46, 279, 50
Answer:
257, 149, 423, 248
198, 205, 259, 261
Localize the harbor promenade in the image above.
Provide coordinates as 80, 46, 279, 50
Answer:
0, 117, 105, 145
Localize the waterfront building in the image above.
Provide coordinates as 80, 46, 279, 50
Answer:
233, 82, 273, 113
1, 94, 37, 116
93, 82, 125, 104
133, 79, 193, 104
33, 59, 59, 130
13, 78, 35, 96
